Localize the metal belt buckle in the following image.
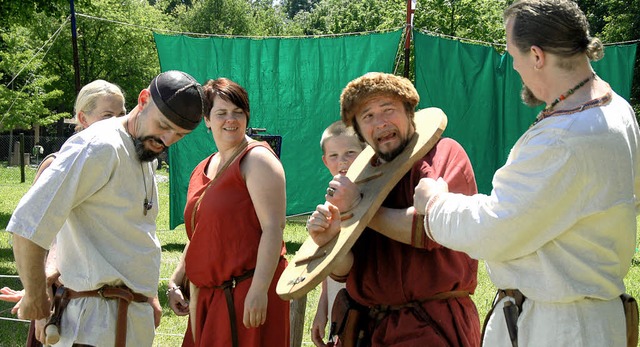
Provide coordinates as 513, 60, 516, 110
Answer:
232, 278, 237, 289
98, 286, 106, 299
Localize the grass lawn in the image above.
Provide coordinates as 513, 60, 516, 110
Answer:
1, 163, 639, 346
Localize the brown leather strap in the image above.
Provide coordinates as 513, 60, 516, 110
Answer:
370, 290, 470, 313
481, 289, 526, 347
368, 291, 469, 347
65, 286, 148, 303
44, 285, 70, 341
187, 140, 252, 346
620, 293, 639, 347
26, 320, 43, 347
190, 139, 251, 234
64, 286, 149, 347
212, 269, 255, 347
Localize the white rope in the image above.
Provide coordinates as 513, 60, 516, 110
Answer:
416, 28, 505, 48
0, 318, 207, 337
75, 13, 403, 39
0, 277, 185, 282
416, 27, 640, 47
0, 16, 69, 127
0, 316, 29, 323
76, 11, 639, 45
5, 16, 70, 89
286, 212, 313, 218
603, 38, 640, 46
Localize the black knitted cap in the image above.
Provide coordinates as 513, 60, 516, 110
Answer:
149, 71, 205, 130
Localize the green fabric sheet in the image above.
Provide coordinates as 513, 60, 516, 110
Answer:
154, 29, 636, 229
154, 30, 403, 229
414, 31, 637, 194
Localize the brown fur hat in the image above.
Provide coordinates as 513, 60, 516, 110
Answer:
340, 72, 420, 127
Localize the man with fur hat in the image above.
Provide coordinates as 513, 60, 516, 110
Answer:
8, 70, 209, 346
307, 72, 481, 346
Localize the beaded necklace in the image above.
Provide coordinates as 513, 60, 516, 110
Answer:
545, 73, 595, 112
531, 73, 597, 128
531, 91, 612, 128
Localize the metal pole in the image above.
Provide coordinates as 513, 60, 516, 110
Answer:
19, 133, 25, 183
404, 0, 415, 78
70, 0, 81, 95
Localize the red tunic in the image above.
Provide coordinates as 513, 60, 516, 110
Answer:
183, 141, 290, 347
346, 138, 481, 347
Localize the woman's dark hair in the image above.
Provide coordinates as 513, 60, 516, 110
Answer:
203, 78, 250, 124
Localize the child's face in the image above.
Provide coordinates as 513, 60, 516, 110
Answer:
322, 135, 363, 176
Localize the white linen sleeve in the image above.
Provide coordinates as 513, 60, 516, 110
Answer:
427, 133, 583, 262
6, 135, 116, 248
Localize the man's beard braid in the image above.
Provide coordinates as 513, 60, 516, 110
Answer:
521, 84, 544, 107
133, 136, 165, 162
378, 137, 410, 162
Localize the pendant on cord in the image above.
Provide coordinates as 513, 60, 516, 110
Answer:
144, 198, 153, 216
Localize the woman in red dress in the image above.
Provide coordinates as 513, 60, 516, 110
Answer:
168, 78, 290, 347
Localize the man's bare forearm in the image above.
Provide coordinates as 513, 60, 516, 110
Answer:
368, 206, 414, 245
13, 234, 48, 296
331, 251, 354, 278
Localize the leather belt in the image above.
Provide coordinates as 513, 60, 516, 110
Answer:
370, 290, 470, 314
47, 285, 149, 347
369, 290, 470, 347
212, 269, 255, 347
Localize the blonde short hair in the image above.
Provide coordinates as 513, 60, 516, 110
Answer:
320, 120, 365, 153
74, 80, 125, 127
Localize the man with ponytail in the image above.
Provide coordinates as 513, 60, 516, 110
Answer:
414, 1, 640, 346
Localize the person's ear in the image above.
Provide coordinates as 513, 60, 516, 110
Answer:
137, 89, 151, 110
322, 154, 329, 168
531, 45, 545, 70
77, 111, 90, 128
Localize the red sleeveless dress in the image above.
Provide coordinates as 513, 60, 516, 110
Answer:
182, 141, 290, 347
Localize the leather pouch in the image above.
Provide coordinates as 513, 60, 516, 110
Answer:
621, 293, 639, 347
329, 288, 367, 347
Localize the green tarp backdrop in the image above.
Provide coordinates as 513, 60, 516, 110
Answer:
414, 31, 637, 194
154, 30, 403, 229
154, 30, 637, 229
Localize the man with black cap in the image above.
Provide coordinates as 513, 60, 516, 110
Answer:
8, 70, 208, 346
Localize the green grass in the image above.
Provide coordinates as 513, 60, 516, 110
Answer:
0, 164, 639, 346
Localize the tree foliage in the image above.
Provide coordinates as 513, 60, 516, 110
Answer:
587, 0, 640, 115
282, 0, 320, 19
177, 0, 254, 35
292, 0, 405, 35
0, 15, 67, 131
0, 0, 170, 131
0, 0, 637, 132
414, 0, 506, 45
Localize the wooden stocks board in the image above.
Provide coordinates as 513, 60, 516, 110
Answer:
277, 108, 447, 300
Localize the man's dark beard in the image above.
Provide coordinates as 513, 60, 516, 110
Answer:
378, 137, 410, 162
133, 136, 166, 162
521, 84, 544, 107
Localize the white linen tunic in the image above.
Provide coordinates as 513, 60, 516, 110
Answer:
7, 117, 160, 346
427, 92, 640, 346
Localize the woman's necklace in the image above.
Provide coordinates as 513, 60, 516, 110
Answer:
125, 118, 154, 216
531, 73, 597, 128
